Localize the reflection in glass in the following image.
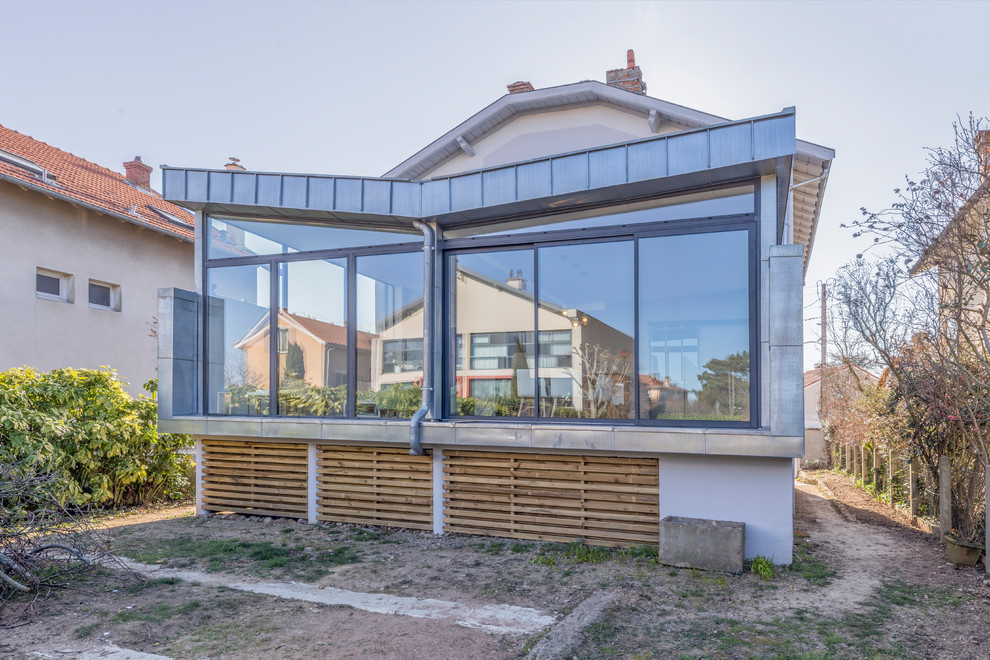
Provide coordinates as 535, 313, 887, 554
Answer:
277, 259, 348, 416
356, 252, 425, 418
538, 241, 635, 419
638, 230, 750, 421
444, 186, 754, 239
207, 265, 270, 415
450, 250, 536, 417
208, 216, 418, 259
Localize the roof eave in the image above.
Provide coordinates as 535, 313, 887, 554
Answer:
0, 171, 194, 243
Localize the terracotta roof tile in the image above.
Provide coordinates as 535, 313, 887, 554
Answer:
0, 124, 193, 240
287, 312, 375, 351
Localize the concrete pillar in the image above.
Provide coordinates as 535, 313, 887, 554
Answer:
862, 445, 870, 484
870, 445, 883, 488
909, 458, 920, 516
307, 443, 318, 524
852, 444, 859, 480
194, 437, 204, 516
432, 448, 445, 535
938, 456, 951, 538
887, 450, 894, 504
768, 245, 805, 438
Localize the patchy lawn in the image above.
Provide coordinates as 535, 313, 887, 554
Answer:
1, 475, 988, 659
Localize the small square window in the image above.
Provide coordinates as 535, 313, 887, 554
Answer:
36, 268, 73, 302
88, 280, 120, 311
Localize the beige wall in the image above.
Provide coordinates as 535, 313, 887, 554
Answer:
0, 181, 194, 394
426, 104, 691, 178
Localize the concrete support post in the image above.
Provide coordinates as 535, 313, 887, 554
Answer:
862, 445, 870, 485
887, 449, 894, 506
432, 448, 445, 536
768, 245, 805, 439
194, 437, 204, 516
870, 446, 883, 488
157, 288, 202, 419
307, 443, 318, 524
909, 458, 920, 517
938, 456, 951, 538
852, 444, 859, 480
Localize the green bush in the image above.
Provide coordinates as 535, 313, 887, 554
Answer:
0, 367, 193, 508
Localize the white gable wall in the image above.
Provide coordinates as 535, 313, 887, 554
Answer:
425, 104, 691, 179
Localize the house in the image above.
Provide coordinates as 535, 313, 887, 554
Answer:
0, 124, 195, 392
803, 364, 878, 467
157, 52, 834, 561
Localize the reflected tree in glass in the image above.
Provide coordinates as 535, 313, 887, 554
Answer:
206, 264, 271, 415
277, 259, 348, 416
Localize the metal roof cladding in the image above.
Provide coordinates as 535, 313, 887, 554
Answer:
164, 107, 831, 271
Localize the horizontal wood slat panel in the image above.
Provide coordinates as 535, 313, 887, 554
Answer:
201, 440, 308, 518
444, 450, 658, 547
317, 446, 432, 530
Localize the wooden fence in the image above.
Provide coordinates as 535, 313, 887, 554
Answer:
197, 441, 660, 546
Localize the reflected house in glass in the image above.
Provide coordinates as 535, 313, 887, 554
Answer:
157, 52, 833, 561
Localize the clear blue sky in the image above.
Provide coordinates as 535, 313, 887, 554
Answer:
4, 0, 989, 369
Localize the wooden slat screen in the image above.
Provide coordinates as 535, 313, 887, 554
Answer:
316, 447, 433, 530
201, 440, 308, 518
444, 451, 659, 546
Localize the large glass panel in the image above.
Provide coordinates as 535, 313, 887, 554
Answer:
450, 249, 536, 417
638, 230, 750, 421
538, 241, 635, 419
209, 216, 418, 259
277, 259, 347, 416
356, 252, 425, 418
207, 264, 271, 415
444, 186, 754, 239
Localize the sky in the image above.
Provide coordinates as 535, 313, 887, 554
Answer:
4, 0, 989, 370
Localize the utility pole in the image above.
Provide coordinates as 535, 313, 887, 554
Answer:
819, 282, 827, 451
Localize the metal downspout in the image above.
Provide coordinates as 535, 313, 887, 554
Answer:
409, 219, 434, 456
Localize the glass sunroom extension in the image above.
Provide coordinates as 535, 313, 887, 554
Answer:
159, 106, 813, 454
199, 184, 757, 427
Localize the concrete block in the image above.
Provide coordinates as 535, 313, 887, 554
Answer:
659, 516, 745, 572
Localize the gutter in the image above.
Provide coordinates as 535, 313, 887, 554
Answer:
0, 172, 193, 243
409, 219, 435, 456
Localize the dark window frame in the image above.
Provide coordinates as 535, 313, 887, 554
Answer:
442, 210, 760, 429
202, 216, 423, 418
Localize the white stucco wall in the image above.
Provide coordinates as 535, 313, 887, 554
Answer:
659, 454, 795, 563
0, 181, 194, 394
426, 104, 690, 178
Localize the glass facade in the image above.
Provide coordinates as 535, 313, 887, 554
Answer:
638, 231, 751, 422
277, 259, 348, 416
206, 264, 271, 415
356, 252, 426, 418
201, 185, 757, 427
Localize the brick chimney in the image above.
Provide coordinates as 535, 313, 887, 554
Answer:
123, 156, 152, 188
606, 49, 647, 95
507, 81, 534, 94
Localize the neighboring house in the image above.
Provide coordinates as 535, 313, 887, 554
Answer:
0, 124, 195, 392
158, 52, 834, 561
803, 364, 878, 467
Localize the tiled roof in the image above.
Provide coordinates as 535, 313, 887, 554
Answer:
287, 312, 374, 352
0, 123, 194, 241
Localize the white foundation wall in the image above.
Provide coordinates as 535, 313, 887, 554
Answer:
659, 454, 795, 563
0, 181, 194, 394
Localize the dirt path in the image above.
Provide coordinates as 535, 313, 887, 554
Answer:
3, 474, 989, 659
